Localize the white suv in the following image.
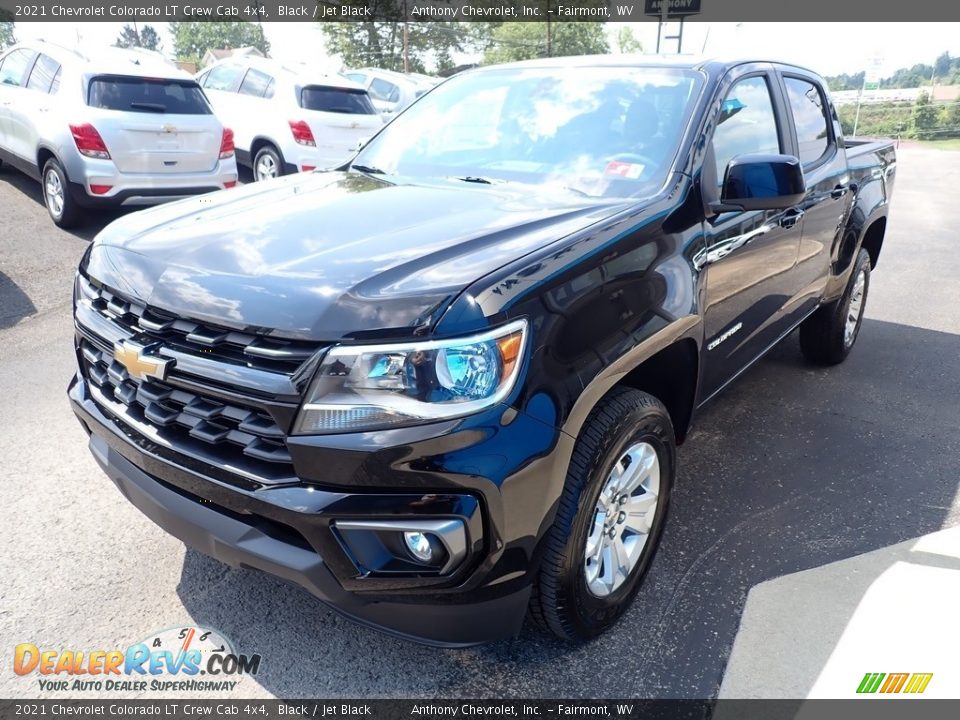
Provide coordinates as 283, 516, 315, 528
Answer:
0, 42, 238, 228
197, 57, 384, 181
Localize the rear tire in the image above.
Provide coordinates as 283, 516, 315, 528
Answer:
42, 158, 81, 229
529, 387, 675, 641
253, 145, 285, 182
799, 248, 871, 365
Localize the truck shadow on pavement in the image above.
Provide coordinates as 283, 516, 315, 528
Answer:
0, 271, 36, 329
175, 318, 960, 699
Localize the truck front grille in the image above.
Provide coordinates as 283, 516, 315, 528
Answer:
73, 275, 328, 488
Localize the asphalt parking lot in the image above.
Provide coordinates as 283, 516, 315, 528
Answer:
1, 147, 958, 699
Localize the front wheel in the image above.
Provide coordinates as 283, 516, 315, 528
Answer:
529, 388, 675, 641
799, 247, 871, 365
42, 158, 81, 229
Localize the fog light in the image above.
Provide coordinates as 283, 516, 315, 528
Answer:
403, 531, 433, 563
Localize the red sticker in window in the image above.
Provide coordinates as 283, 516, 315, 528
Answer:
604, 161, 645, 179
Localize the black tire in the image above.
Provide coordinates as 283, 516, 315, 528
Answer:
252, 145, 285, 182
41, 158, 81, 229
529, 387, 675, 641
799, 248, 871, 365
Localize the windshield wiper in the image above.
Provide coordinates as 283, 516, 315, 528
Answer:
450, 175, 507, 185
129, 102, 167, 113
351, 164, 386, 175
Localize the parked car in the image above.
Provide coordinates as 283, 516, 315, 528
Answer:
0, 43, 237, 228
342, 67, 435, 115
70, 56, 895, 645
196, 57, 383, 181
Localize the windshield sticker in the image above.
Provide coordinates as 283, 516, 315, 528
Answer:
604, 161, 645, 179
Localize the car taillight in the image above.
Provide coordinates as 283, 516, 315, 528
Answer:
89, 184, 112, 195
69, 124, 111, 160
219, 128, 235, 159
288, 120, 316, 147
224, 180, 237, 189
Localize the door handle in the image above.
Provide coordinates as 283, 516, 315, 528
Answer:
831, 184, 849, 199
779, 209, 804, 229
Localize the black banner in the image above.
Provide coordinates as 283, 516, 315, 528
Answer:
0, 0, 959, 22
3, 701, 960, 720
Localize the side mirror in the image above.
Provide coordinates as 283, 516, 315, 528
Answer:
713, 154, 805, 213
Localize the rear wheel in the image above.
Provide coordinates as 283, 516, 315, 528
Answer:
42, 158, 81, 229
799, 248, 871, 365
253, 145, 284, 182
529, 388, 674, 641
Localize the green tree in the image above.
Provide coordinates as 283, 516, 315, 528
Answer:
114, 24, 162, 52
321, 21, 466, 73
170, 21, 269, 64
934, 51, 952, 79
940, 101, 960, 137
482, 22, 609, 64
615, 26, 642, 54
0, 10, 14, 50
911, 91, 939, 138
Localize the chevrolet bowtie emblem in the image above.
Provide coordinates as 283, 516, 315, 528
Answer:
113, 341, 174, 382
161, 124, 177, 133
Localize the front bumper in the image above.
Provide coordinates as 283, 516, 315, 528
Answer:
69, 374, 534, 646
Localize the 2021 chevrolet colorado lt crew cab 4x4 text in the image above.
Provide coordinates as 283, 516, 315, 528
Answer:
69, 56, 896, 646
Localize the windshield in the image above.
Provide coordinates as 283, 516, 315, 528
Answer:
301, 86, 378, 114
353, 66, 703, 198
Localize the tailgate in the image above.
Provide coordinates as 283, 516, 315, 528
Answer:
300, 85, 382, 163
86, 76, 221, 174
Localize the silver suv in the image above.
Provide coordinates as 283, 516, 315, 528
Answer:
0, 43, 238, 227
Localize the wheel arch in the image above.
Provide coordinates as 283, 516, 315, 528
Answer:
860, 216, 886, 270
560, 317, 702, 446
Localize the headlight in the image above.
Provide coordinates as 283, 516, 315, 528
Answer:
293, 319, 527, 435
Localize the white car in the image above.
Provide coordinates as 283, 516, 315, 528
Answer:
342, 68, 435, 116
197, 57, 384, 181
0, 42, 238, 228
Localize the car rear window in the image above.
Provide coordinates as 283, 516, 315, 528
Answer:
87, 76, 212, 114
300, 86, 376, 115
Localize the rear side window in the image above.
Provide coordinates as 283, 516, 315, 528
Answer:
238, 68, 273, 98
0, 49, 37, 88
369, 77, 400, 103
300, 86, 376, 115
27, 54, 61, 93
712, 75, 781, 185
784, 76, 831, 165
87, 76, 212, 115
202, 64, 244, 92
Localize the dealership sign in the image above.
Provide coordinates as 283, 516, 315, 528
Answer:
644, 0, 703, 17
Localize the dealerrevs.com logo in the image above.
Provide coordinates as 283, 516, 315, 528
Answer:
13, 626, 261, 693
856, 672, 934, 694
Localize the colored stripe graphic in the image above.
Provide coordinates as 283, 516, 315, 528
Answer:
904, 673, 933, 694
857, 672, 932, 694
857, 673, 885, 693
880, 673, 909, 693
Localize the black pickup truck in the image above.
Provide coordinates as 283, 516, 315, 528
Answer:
69, 56, 896, 646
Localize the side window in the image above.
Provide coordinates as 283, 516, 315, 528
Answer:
345, 72, 367, 85
369, 78, 399, 103
26, 54, 61, 93
238, 68, 272, 97
0, 49, 37, 88
711, 75, 781, 185
203, 64, 244, 93
784, 76, 831, 166
49, 67, 61, 94
263, 78, 275, 99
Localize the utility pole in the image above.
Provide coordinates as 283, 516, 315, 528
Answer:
255, 0, 266, 56
402, 0, 409, 72
546, 1, 552, 57
133, 21, 141, 48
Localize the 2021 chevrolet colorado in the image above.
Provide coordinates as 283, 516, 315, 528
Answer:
69, 56, 896, 645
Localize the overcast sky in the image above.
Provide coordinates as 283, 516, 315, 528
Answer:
13, 21, 960, 78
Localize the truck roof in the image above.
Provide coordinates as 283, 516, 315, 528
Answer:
486, 53, 821, 78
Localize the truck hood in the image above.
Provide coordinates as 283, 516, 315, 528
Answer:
85, 171, 631, 340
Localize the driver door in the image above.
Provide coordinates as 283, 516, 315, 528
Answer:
699, 68, 806, 400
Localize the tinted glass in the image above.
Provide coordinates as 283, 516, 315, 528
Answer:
0, 49, 36, 88
203, 64, 244, 92
712, 76, 781, 185
88, 77, 212, 114
50, 67, 61, 94
239, 68, 272, 97
26, 54, 60, 93
784, 76, 830, 165
301, 86, 377, 114
353, 66, 703, 199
